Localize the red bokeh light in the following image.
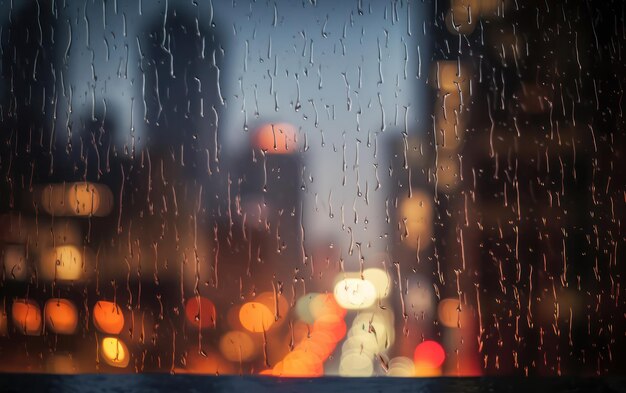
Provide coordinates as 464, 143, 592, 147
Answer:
414, 340, 446, 368
185, 297, 217, 329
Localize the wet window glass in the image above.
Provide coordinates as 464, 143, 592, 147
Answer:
0, 0, 624, 377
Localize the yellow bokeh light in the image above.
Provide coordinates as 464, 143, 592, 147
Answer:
333, 278, 377, 310
341, 334, 379, 357
388, 356, 415, 377
219, 331, 257, 362
362, 268, 391, 298
400, 192, 433, 224
350, 311, 395, 352
39, 182, 113, 217
400, 191, 433, 250
39, 245, 83, 281
339, 352, 374, 377
101, 337, 130, 368
445, 0, 480, 35
432, 60, 470, 93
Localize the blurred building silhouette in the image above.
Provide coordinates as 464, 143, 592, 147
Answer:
0, 0, 82, 371
402, 0, 623, 376
0, 1, 232, 372
0, 1, 60, 202
215, 122, 304, 303
383, 0, 626, 377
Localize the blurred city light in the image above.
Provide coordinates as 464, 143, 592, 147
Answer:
101, 337, 130, 368
93, 301, 125, 335
44, 298, 78, 335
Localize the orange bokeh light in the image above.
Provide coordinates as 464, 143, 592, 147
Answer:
44, 298, 78, 335
12, 299, 42, 336
296, 336, 332, 362
313, 314, 346, 343
437, 298, 475, 329
414, 362, 442, 377
253, 123, 298, 154
185, 297, 217, 329
272, 349, 324, 377
239, 302, 275, 333
255, 291, 289, 325
40, 182, 113, 217
93, 301, 124, 335
271, 292, 348, 375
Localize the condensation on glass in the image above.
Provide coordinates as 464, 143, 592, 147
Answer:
0, 0, 623, 377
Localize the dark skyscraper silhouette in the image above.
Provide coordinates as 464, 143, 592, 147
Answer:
1, 1, 61, 207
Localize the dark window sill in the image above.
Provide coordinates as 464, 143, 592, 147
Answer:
0, 374, 625, 393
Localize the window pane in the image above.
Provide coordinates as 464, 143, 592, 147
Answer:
0, 0, 623, 377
